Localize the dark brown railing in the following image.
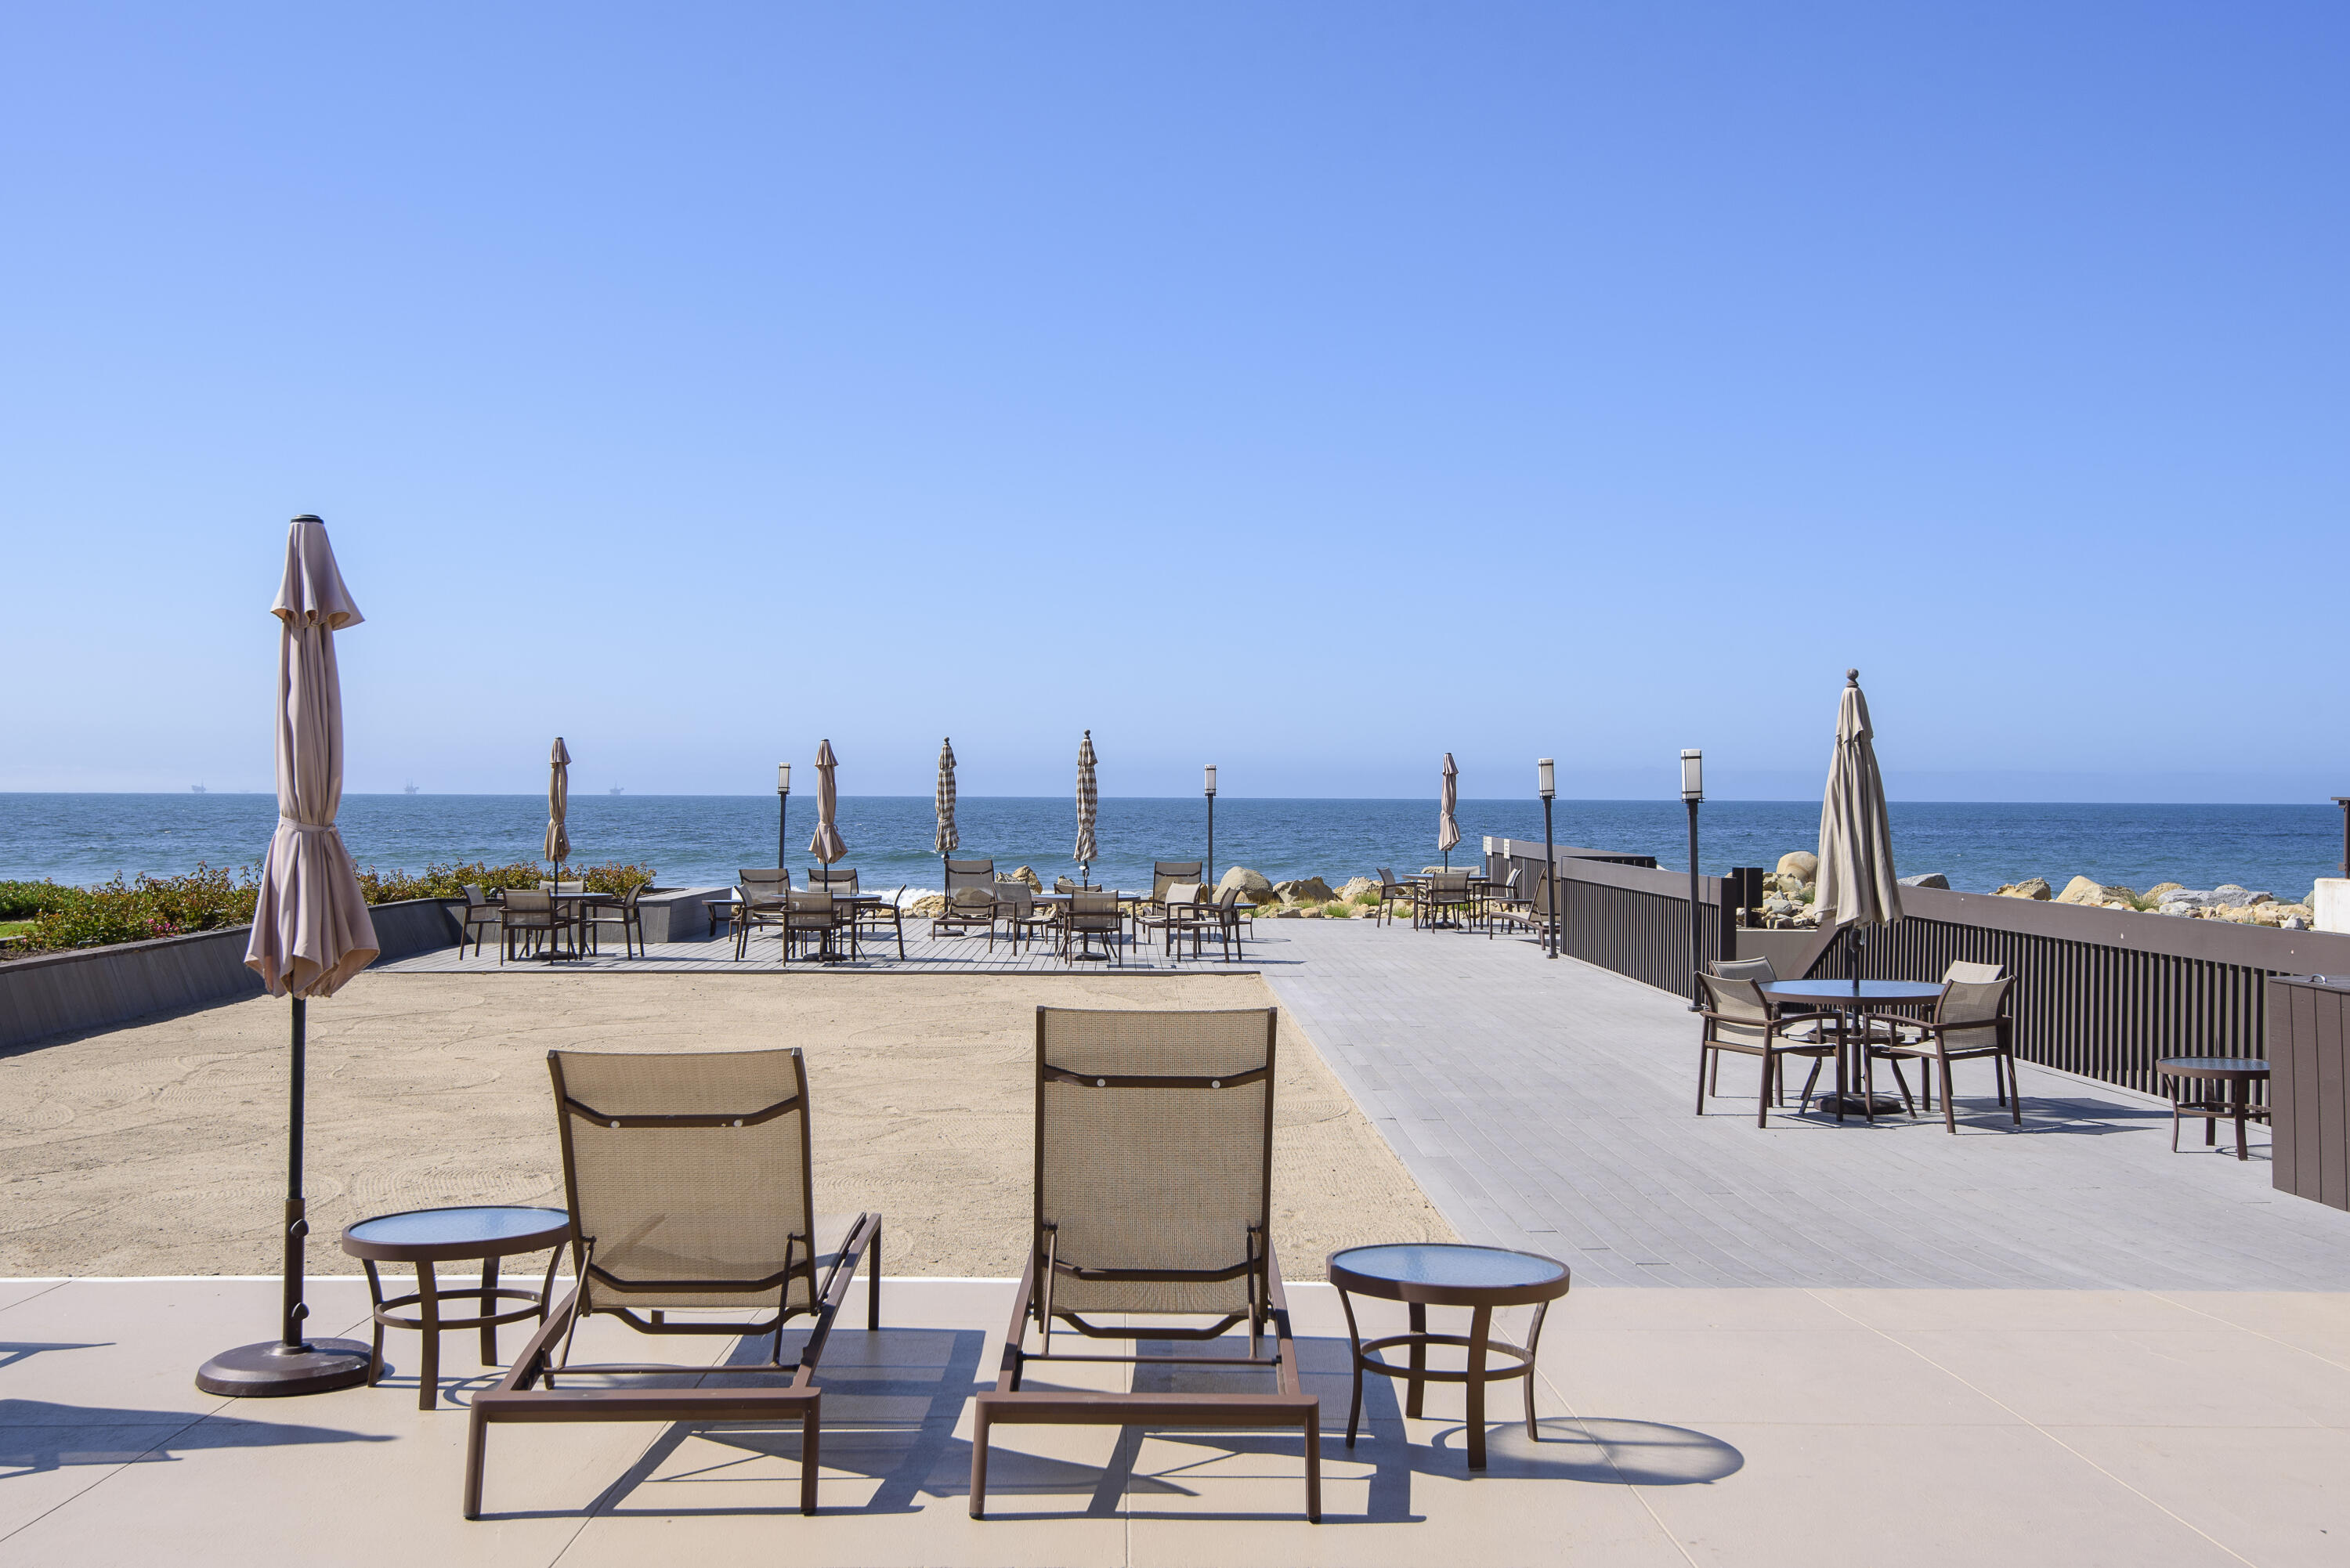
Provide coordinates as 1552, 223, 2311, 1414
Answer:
1484, 836, 2350, 1097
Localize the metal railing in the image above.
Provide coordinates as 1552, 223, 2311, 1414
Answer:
1485, 836, 2350, 1097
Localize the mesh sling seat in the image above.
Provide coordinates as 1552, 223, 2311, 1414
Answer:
971, 1006, 1320, 1522
464, 1048, 882, 1519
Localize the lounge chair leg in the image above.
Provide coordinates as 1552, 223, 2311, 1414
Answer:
1303, 1407, 1322, 1522
1696, 1046, 1708, 1115
800, 1400, 819, 1515
1757, 1053, 1773, 1128
868, 1223, 882, 1332
462, 1406, 486, 1519
1940, 1057, 1958, 1133
969, 1407, 991, 1519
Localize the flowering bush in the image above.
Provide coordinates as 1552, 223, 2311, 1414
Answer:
5, 860, 656, 959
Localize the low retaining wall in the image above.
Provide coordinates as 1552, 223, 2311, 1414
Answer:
0, 898, 460, 1051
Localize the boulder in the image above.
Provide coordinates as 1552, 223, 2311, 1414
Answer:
2214, 884, 2273, 906
1336, 876, 1379, 903
1001, 865, 1043, 891
1273, 876, 1336, 905
1772, 873, 1807, 895
1217, 867, 1274, 902
2055, 876, 2106, 905
1898, 873, 1950, 890
2144, 882, 2183, 902
1271, 906, 1303, 919
905, 893, 946, 918
1994, 878, 2053, 901
1776, 851, 1819, 883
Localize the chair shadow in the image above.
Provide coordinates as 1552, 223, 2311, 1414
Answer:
0, 1396, 391, 1475
0, 1342, 109, 1373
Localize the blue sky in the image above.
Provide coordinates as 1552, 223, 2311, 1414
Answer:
4, 3, 2343, 801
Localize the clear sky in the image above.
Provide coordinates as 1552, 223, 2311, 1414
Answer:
4, 3, 2343, 802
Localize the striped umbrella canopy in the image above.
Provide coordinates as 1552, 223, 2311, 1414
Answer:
1814, 668, 1904, 983
1437, 752, 1462, 865
543, 736, 572, 879
1073, 729, 1098, 874
934, 738, 959, 855
808, 739, 847, 865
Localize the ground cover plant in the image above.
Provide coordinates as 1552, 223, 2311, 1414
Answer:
2, 860, 656, 958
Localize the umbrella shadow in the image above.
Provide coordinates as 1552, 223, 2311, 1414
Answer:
0, 1396, 391, 1475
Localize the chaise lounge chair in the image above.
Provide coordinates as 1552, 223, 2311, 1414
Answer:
970, 1006, 1320, 1522
464, 1047, 882, 1519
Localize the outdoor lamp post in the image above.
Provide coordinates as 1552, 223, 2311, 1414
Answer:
1204, 765, 1218, 890
1683, 749, 1704, 1010
776, 764, 791, 869
1538, 758, 1557, 959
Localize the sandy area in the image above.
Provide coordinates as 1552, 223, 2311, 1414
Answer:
0, 970, 1452, 1278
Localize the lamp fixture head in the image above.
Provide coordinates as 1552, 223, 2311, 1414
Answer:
1204, 764, 1217, 797
777, 763, 790, 793
1537, 758, 1556, 800
1679, 749, 1703, 802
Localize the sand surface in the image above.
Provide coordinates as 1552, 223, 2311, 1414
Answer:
0, 970, 1452, 1278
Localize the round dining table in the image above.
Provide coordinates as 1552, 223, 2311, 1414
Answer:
1759, 978, 1946, 1121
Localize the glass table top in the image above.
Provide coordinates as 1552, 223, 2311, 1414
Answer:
345, 1205, 570, 1248
1332, 1243, 1565, 1291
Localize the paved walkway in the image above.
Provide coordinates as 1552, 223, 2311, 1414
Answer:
5, 1276, 2343, 1566
1257, 919, 2350, 1290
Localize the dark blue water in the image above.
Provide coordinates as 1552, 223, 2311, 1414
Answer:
1, 794, 2339, 900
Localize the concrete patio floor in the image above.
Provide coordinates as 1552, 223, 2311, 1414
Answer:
3, 1275, 2344, 1566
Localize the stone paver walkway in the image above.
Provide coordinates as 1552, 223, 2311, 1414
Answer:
1257, 919, 2350, 1290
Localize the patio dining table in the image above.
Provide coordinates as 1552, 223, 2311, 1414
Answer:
1760, 978, 1945, 1122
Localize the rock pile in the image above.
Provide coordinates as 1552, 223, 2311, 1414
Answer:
1988, 875, 2312, 928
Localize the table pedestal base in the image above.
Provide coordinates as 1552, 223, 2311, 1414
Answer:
1813, 1091, 1906, 1118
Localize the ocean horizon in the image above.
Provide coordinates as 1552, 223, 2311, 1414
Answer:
2, 793, 2339, 901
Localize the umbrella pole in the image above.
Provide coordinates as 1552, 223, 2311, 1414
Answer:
193, 993, 371, 1396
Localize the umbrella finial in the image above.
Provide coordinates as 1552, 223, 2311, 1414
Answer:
1846, 668, 1860, 685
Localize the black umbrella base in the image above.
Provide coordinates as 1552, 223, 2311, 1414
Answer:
1812, 1092, 1907, 1119
197, 1338, 374, 1397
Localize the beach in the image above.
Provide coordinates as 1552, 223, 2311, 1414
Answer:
0, 967, 1452, 1280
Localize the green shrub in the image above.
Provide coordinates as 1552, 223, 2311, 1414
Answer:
356, 860, 656, 901
26, 864, 259, 952
0, 880, 78, 919
1351, 890, 1382, 906
1323, 901, 1353, 919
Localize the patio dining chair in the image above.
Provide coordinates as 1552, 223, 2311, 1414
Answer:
500, 889, 566, 961
1412, 869, 1473, 930
970, 1006, 1319, 1522
784, 888, 842, 961
1061, 889, 1124, 965
586, 884, 645, 959
853, 885, 909, 960
806, 867, 859, 898
732, 882, 790, 960
994, 883, 1058, 954
1862, 974, 2021, 1133
933, 859, 998, 940
1694, 973, 1838, 1127
459, 884, 502, 961
463, 1047, 882, 1519
1485, 872, 1556, 943
1372, 867, 1412, 927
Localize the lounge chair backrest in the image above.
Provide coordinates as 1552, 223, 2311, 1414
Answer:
1712, 956, 1778, 985
548, 1047, 816, 1315
1033, 1006, 1276, 1317
950, 885, 996, 912
1697, 973, 1771, 1026
945, 859, 995, 894
1943, 959, 2005, 985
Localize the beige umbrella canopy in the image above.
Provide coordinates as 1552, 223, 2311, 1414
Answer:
1437, 753, 1462, 867
1815, 668, 1904, 977
1073, 730, 1098, 876
244, 516, 378, 999
808, 739, 847, 865
544, 737, 572, 880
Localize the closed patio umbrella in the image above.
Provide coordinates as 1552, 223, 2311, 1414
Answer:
1815, 668, 1904, 987
808, 739, 847, 865
1073, 730, 1098, 880
199, 514, 378, 1398
1438, 753, 1462, 869
544, 737, 572, 884
935, 738, 959, 864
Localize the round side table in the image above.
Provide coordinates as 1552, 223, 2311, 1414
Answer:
2157, 1057, 2272, 1161
340, 1205, 570, 1409
1327, 1242, 1571, 1470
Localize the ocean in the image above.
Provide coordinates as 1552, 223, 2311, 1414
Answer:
1, 794, 2341, 901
